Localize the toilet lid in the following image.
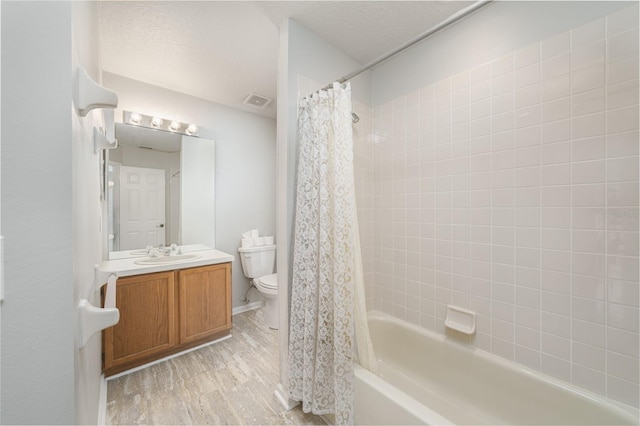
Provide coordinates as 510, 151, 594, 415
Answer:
257, 273, 277, 289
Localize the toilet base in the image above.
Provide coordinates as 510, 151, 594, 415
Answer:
258, 296, 278, 330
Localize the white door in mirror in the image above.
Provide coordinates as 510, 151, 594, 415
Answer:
119, 166, 166, 250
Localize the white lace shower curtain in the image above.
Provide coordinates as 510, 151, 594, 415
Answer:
288, 82, 375, 425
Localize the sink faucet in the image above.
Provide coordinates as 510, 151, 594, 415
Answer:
163, 243, 182, 255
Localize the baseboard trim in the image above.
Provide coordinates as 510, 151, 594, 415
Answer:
232, 301, 263, 316
274, 382, 299, 411
106, 334, 232, 380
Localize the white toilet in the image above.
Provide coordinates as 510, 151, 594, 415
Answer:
238, 244, 278, 329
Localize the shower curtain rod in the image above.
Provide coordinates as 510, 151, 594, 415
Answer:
322, 0, 492, 93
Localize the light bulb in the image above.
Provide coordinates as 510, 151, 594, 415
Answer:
129, 112, 142, 125
169, 121, 181, 132
186, 124, 198, 135
151, 117, 163, 127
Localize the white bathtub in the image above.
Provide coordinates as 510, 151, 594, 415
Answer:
354, 311, 638, 425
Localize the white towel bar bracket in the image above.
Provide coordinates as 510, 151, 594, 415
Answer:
77, 266, 120, 349
75, 66, 118, 117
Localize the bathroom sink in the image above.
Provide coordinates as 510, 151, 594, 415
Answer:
134, 254, 202, 265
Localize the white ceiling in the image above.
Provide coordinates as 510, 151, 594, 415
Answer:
97, 1, 474, 119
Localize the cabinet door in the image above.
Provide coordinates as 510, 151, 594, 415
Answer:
103, 271, 176, 371
178, 263, 231, 344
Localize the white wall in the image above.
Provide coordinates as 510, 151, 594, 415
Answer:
372, 1, 633, 106
281, 18, 372, 286
284, 19, 371, 261
1, 2, 75, 423
0, 3, 3, 419
364, 1, 639, 407
102, 73, 277, 310
72, 2, 108, 423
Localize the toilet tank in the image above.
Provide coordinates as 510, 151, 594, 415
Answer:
238, 244, 276, 278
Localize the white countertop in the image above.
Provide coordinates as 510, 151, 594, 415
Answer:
108, 244, 212, 260
101, 248, 234, 277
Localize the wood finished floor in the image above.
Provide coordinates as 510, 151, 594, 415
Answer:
107, 310, 325, 425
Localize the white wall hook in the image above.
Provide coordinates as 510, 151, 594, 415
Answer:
78, 299, 119, 349
78, 266, 120, 349
75, 66, 118, 117
94, 127, 118, 153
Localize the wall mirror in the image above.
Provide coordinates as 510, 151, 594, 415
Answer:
107, 122, 215, 259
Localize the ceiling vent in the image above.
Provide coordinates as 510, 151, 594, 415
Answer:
243, 93, 272, 109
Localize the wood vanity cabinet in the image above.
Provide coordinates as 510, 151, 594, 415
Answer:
102, 262, 231, 376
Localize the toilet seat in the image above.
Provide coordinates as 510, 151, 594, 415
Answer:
256, 273, 277, 289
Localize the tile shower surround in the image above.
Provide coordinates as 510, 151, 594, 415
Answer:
355, 6, 639, 407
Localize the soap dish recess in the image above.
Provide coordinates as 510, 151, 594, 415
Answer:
444, 305, 476, 335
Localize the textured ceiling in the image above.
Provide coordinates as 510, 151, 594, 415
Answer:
97, 1, 474, 119
257, 1, 475, 64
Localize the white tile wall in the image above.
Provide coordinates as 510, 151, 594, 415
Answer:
362, 4, 640, 408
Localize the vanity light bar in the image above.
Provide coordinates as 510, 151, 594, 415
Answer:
123, 110, 199, 136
